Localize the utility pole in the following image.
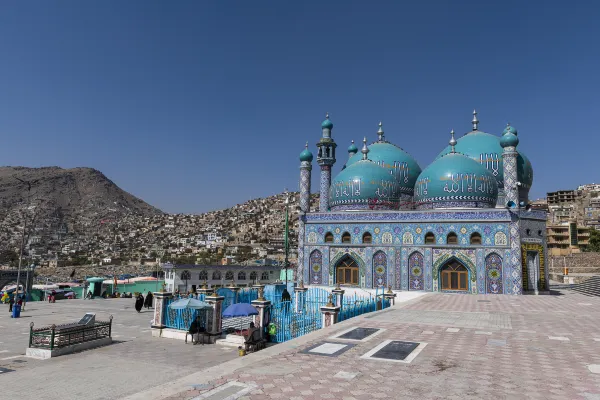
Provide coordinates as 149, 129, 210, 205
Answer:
284, 190, 290, 286
14, 177, 35, 302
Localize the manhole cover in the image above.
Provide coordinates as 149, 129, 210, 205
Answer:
338, 327, 380, 340
361, 340, 427, 364
12, 360, 26, 363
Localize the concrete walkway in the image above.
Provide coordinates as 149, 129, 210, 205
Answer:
129, 289, 600, 400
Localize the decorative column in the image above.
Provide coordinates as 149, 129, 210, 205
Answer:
151, 289, 173, 329
316, 113, 336, 212
320, 294, 341, 328
383, 285, 397, 306
500, 128, 523, 294
294, 281, 308, 313
251, 287, 271, 340
332, 284, 345, 308
205, 293, 225, 340
298, 143, 313, 281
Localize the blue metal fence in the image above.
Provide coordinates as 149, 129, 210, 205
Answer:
164, 296, 210, 330
268, 300, 322, 343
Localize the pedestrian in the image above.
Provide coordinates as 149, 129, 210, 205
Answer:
144, 291, 153, 309
135, 293, 144, 313
9, 296, 14, 313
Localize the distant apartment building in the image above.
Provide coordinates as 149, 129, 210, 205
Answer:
547, 221, 590, 256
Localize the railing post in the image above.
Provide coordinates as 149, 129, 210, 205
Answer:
151, 290, 173, 329
29, 322, 34, 347
251, 288, 271, 340
294, 283, 308, 313
50, 324, 56, 351
109, 315, 113, 337
320, 294, 341, 328
205, 293, 225, 341
332, 287, 345, 309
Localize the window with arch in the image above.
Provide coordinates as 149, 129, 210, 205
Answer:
342, 232, 351, 243
249, 271, 257, 281
212, 270, 221, 280
447, 232, 458, 245
324, 232, 334, 243
238, 271, 246, 280
261, 271, 269, 281
362, 232, 372, 244
425, 232, 435, 244
470, 232, 482, 245
199, 270, 208, 281
181, 270, 191, 281
225, 271, 234, 280
336, 256, 359, 285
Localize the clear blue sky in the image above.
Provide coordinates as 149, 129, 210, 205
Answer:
0, 1, 598, 213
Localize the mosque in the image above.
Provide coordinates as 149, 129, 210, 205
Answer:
296, 111, 547, 295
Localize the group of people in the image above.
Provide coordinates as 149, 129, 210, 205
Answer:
134, 291, 154, 313
7, 295, 23, 313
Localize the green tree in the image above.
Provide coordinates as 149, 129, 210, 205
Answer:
586, 229, 600, 252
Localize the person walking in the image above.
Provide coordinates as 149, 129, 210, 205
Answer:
9, 296, 14, 313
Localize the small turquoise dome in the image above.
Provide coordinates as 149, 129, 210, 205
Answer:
502, 125, 518, 135
321, 115, 333, 129
330, 160, 401, 211
414, 152, 498, 209
348, 141, 358, 154
299, 145, 313, 162
346, 142, 421, 205
436, 130, 533, 190
500, 132, 519, 148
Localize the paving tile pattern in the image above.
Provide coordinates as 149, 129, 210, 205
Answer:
167, 289, 600, 400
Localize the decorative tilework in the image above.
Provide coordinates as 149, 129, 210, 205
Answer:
299, 164, 312, 213
424, 248, 433, 291
373, 251, 388, 287
306, 209, 512, 222
485, 253, 503, 294
408, 251, 424, 290
304, 246, 329, 285
297, 218, 305, 281
329, 247, 367, 287
309, 249, 323, 285
395, 249, 403, 290
319, 166, 331, 212
476, 248, 485, 294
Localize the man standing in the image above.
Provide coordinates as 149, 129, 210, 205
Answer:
8, 296, 14, 313
188, 315, 205, 345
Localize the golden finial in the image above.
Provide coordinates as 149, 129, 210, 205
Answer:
257, 286, 265, 301
386, 285, 393, 294
299, 280, 304, 289
229, 279, 236, 288
160, 282, 166, 293
334, 281, 341, 290
326, 293, 335, 307
202, 280, 208, 290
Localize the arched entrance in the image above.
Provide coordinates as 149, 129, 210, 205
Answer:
336, 256, 359, 286
440, 259, 469, 291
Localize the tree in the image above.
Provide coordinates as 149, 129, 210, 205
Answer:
586, 229, 600, 252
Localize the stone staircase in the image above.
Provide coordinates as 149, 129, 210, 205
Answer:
571, 276, 600, 297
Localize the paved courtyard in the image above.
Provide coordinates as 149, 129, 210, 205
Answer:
137, 287, 600, 400
0, 298, 238, 399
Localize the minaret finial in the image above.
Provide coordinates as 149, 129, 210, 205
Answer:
361, 137, 369, 160
325, 112, 329, 119
449, 129, 457, 153
472, 109, 479, 131
305, 141, 308, 149
377, 121, 384, 142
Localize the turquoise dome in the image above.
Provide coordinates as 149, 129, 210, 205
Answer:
321, 117, 333, 129
348, 141, 358, 154
436, 130, 533, 190
502, 125, 518, 135
500, 132, 519, 148
299, 146, 313, 162
346, 142, 422, 199
330, 159, 401, 210
414, 152, 498, 209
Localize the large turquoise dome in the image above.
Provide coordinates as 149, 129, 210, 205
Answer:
414, 152, 498, 209
346, 142, 421, 205
436, 130, 534, 192
330, 159, 401, 211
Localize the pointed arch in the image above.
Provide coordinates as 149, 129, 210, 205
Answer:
470, 232, 482, 245
362, 232, 372, 244
485, 253, 503, 294
335, 255, 359, 285
447, 232, 458, 245
341, 232, 351, 243
372, 251, 388, 288
324, 232, 334, 243
433, 253, 477, 291
309, 249, 323, 285
408, 251, 424, 290
425, 232, 435, 244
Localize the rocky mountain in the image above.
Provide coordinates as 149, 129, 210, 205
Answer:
0, 166, 162, 232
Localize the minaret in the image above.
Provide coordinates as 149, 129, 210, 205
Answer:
316, 113, 337, 212
297, 143, 313, 284
298, 142, 313, 213
347, 140, 358, 158
500, 124, 519, 206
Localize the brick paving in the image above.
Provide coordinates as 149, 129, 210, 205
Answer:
163, 288, 600, 400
